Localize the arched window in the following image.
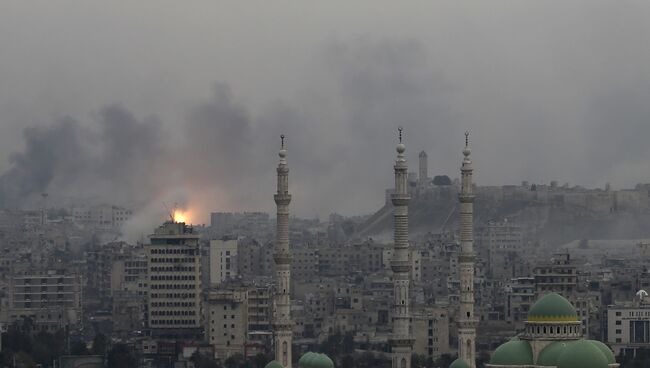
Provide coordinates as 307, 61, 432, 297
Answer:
282, 341, 288, 366
400, 358, 407, 368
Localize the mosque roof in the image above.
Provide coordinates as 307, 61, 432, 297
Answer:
449, 358, 470, 368
556, 339, 609, 368
489, 337, 534, 366
264, 361, 284, 368
527, 292, 579, 322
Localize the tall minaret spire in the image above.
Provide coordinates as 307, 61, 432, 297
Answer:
458, 131, 477, 368
273, 134, 293, 368
390, 127, 414, 368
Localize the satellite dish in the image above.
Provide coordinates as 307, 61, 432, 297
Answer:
637, 290, 648, 300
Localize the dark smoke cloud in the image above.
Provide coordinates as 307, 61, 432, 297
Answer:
0, 117, 86, 208
2, 21, 650, 230
0, 105, 169, 209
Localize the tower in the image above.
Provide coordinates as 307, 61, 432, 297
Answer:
390, 127, 414, 368
273, 135, 293, 368
458, 131, 477, 368
146, 221, 202, 339
418, 151, 428, 184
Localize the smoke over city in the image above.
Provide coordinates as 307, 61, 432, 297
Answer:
1, 1, 650, 227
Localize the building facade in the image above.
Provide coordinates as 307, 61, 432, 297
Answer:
146, 221, 202, 339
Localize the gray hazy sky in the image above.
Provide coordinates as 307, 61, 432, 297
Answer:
1, 1, 649, 223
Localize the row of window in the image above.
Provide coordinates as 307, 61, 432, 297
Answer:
527, 325, 580, 335
151, 301, 195, 308
150, 293, 197, 299
151, 284, 197, 290
151, 248, 196, 255
150, 258, 196, 263
150, 319, 197, 325
150, 266, 196, 272
151, 275, 196, 281
19, 278, 69, 284
18, 286, 66, 292
151, 310, 196, 316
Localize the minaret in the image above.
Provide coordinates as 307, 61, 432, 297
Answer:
458, 131, 477, 368
390, 127, 414, 368
273, 134, 293, 368
418, 151, 428, 184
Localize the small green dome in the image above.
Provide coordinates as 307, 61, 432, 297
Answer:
299, 352, 318, 368
537, 341, 576, 366
557, 339, 609, 368
311, 354, 334, 368
264, 361, 284, 368
299, 352, 315, 367
449, 358, 470, 368
528, 292, 579, 322
588, 340, 616, 364
489, 339, 533, 366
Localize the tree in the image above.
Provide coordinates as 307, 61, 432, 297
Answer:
433, 175, 452, 186
224, 353, 247, 368
433, 354, 453, 368
191, 351, 220, 368
107, 343, 137, 368
411, 353, 427, 368
70, 341, 90, 355
253, 353, 269, 368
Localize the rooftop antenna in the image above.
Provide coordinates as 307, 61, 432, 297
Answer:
162, 202, 175, 223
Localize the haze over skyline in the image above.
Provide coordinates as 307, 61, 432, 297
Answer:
1, 1, 649, 223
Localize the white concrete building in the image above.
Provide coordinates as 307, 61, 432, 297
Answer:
209, 239, 238, 286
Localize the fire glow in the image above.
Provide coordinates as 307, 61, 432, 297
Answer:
173, 209, 190, 224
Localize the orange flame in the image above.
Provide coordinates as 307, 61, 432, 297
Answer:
173, 209, 190, 224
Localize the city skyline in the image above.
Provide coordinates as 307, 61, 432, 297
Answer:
1, 1, 650, 221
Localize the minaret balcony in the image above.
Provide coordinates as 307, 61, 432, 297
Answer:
273, 252, 292, 264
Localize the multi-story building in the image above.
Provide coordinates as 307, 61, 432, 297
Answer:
533, 253, 578, 295
246, 285, 273, 354
72, 205, 132, 229
506, 277, 536, 330
6, 265, 82, 331
206, 288, 248, 359
209, 239, 238, 286
412, 306, 450, 359
607, 297, 650, 356
112, 290, 145, 337
291, 247, 318, 279
210, 212, 270, 238
478, 220, 523, 282
146, 221, 202, 339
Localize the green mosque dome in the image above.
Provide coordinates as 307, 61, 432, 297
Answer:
264, 361, 284, 368
298, 351, 319, 368
449, 358, 470, 368
527, 292, 579, 322
311, 354, 334, 368
556, 339, 609, 368
489, 338, 534, 366
588, 340, 616, 364
537, 341, 575, 366
299, 352, 315, 367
